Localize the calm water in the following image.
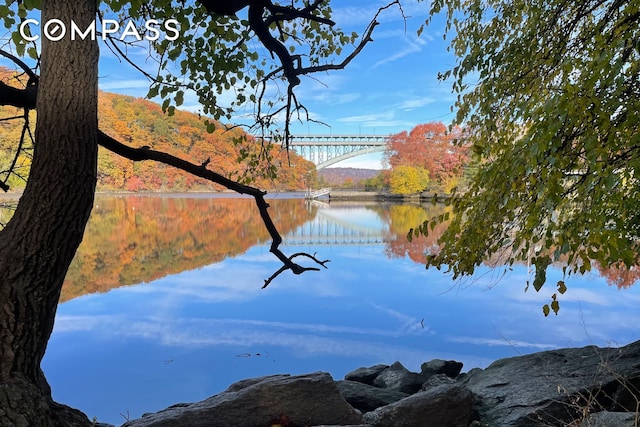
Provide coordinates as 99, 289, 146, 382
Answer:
41, 194, 640, 426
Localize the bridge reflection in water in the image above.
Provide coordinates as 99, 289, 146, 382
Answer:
282, 201, 389, 246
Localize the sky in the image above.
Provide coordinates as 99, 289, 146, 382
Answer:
96, 1, 457, 168
3, 1, 458, 169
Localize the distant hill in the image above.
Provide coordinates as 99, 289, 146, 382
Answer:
318, 167, 382, 185
0, 67, 316, 192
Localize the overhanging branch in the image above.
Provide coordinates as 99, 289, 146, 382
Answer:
0, 55, 329, 286
98, 131, 329, 286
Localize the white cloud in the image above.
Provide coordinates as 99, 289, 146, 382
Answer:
310, 92, 361, 105
337, 111, 394, 123
398, 97, 436, 110
370, 302, 428, 333
332, 1, 429, 28
373, 37, 427, 68
52, 313, 488, 370
99, 79, 150, 92
332, 157, 385, 169
447, 335, 559, 351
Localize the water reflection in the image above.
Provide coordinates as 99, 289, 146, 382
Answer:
41, 195, 640, 426
62, 195, 315, 301
62, 196, 452, 300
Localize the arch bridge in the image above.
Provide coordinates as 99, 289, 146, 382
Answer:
288, 134, 389, 170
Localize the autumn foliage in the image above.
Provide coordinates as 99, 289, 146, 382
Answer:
61, 196, 314, 301
0, 67, 317, 192
596, 262, 640, 289
388, 165, 430, 195
52, 197, 640, 301
384, 122, 468, 194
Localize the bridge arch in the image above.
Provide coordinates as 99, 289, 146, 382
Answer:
289, 134, 389, 170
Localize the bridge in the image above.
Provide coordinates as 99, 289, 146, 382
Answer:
282, 204, 389, 246
288, 134, 389, 170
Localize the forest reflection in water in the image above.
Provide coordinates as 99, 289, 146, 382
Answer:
61, 194, 636, 301
42, 194, 640, 426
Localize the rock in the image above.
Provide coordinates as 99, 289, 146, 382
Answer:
578, 411, 639, 427
344, 364, 389, 385
463, 340, 640, 426
118, 341, 640, 427
421, 373, 456, 390
372, 361, 427, 394
122, 372, 362, 427
420, 359, 464, 379
336, 380, 409, 413
362, 383, 475, 427
456, 367, 483, 382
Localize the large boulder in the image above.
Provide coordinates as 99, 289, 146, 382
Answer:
420, 359, 464, 379
421, 373, 456, 390
344, 364, 389, 386
463, 340, 640, 426
362, 383, 475, 427
335, 380, 409, 412
122, 372, 363, 427
578, 411, 639, 427
372, 361, 427, 394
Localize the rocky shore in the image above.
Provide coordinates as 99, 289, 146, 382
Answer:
102, 340, 640, 427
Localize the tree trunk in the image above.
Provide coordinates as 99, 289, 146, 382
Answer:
0, 1, 98, 425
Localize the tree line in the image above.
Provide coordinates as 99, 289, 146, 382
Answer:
0, 69, 318, 193
358, 121, 470, 195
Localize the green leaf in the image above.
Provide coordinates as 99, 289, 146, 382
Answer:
557, 280, 567, 294
146, 85, 159, 99
23, 0, 41, 10
175, 90, 184, 106
161, 99, 170, 113
532, 257, 550, 292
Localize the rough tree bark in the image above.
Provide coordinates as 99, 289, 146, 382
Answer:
0, 1, 97, 426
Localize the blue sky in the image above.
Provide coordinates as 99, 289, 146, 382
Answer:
96, 1, 457, 168
2, 1, 457, 169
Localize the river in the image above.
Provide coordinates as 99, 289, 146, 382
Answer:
36, 194, 640, 426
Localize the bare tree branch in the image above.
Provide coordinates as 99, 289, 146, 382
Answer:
0, 50, 38, 191
243, 0, 401, 147
98, 131, 329, 284
262, 252, 329, 288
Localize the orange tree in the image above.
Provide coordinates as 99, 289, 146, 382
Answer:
384, 122, 468, 191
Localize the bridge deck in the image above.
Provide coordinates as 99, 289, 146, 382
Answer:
289, 134, 388, 145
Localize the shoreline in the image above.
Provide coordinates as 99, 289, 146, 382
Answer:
1, 190, 454, 202
328, 190, 453, 202
119, 339, 640, 427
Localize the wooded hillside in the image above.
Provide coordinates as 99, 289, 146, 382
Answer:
0, 67, 317, 192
